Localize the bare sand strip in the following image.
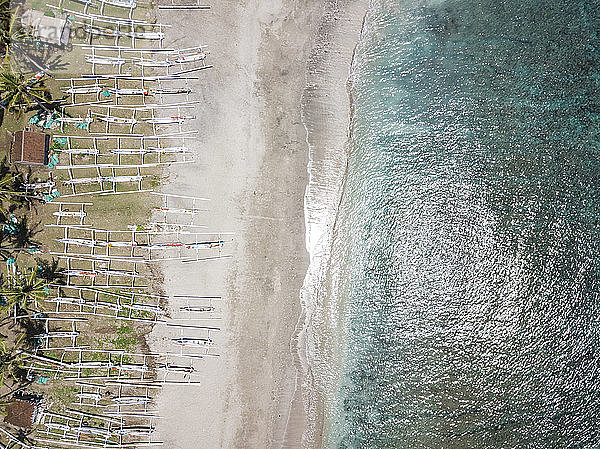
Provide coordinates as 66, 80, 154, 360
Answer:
149, 0, 368, 448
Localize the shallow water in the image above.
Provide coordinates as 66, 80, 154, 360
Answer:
318, 0, 600, 447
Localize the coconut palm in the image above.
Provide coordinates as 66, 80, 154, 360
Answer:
0, 5, 38, 66
0, 170, 27, 216
36, 258, 64, 284
0, 71, 50, 116
0, 0, 16, 58
1, 268, 49, 312
0, 332, 26, 387
8, 216, 40, 250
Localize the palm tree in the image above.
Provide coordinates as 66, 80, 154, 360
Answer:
0, 0, 16, 59
0, 71, 50, 116
0, 332, 25, 387
1, 268, 49, 312
0, 169, 27, 216
8, 216, 40, 250
0, 5, 41, 68
36, 258, 64, 284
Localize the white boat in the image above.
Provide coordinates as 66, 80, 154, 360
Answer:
145, 146, 189, 153
74, 426, 112, 438
58, 148, 99, 155
113, 395, 151, 405
116, 363, 149, 372
64, 175, 142, 185
96, 115, 138, 124
64, 85, 103, 95
152, 88, 190, 95
108, 148, 148, 155
53, 210, 87, 218
62, 269, 98, 277
108, 88, 150, 96
180, 306, 215, 313
85, 55, 127, 66
124, 31, 164, 40
153, 206, 200, 215
96, 269, 140, 277
52, 296, 87, 305
172, 337, 213, 347
173, 51, 206, 63
113, 426, 154, 437
96, 239, 137, 247
135, 59, 172, 67
34, 331, 80, 339
104, 175, 144, 183
146, 115, 194, 125
58, 238, 98, 247
57, 117, 94, 124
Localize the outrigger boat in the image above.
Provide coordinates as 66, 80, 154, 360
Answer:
63, 85, 104, 95
113, 395, 151, 405
173, 50, 206, 63
34, 331, 80, 339
63, 175, 144, 185
53, 209, 88, 220
153, 88, 191, 95
134, 58, 172, 67
62, 269, 98, 277
56, 148, 100, 155
124, 31, 165, 40
153, 206, 201, 215
179, 305, 215, 313
113, 426, 154, 437
107, 87, 150, 96
96, 115, 138, 125
108, 148, 156, 155
60, 237, 221, 250
146, 146, 189, 153
85, 55, 127, 66
59, 237, 99, 247
62, 268, 140, 278
74, 426, 112, 438
49, 296, 87, 306
172, 337, 213, 347
145, 115, 195, 125
157, 362, 194, 374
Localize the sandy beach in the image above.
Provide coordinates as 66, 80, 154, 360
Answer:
149, 0, 369, 447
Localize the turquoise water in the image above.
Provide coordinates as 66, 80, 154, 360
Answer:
325, 0, 600, 447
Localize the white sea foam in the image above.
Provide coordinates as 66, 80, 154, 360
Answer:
290, 3, 373, 447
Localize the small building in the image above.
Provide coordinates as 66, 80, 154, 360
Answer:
11, 128, 50, 166
20, 9, 71, 47
3, 398, 42, 428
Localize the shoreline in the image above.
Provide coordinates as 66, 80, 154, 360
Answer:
296, 0, 370, 446
150, 1, 369, 447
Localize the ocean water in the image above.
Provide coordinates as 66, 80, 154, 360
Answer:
319, 0, 600, 447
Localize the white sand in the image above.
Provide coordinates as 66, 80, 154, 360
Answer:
148, 0, 369, 447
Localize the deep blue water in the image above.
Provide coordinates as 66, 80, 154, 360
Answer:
326, 0, 600, 447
